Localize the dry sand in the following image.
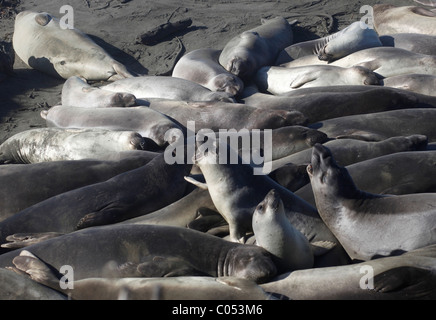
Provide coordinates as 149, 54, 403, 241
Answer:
0, 0, 416, 144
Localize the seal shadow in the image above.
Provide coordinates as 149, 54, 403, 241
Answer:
87, 34, 149, 76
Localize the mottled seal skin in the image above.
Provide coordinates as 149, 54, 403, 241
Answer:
0, 128, 146, 164
296, 150, 436, 207
41, 105, 181, 148
382, 74, 436, 97
269, 134, 428, 172
10, 251, 271, 300
255, 65, 380, 95
275, 21, 382, 64
0, 267, 67, 300
219, 17, 293, 79
0, 152, 158, 221
100, 75, 236, 103
307, 143, 436, 261
61, 76, 137, 108
172, 48, 244, 96
252, 190, 313, 273
309, 108, 436, 142
373, 4, 436, 36
280, 47, 436, 79
380, 33, 436, 56
0, 154, 191, 253
144, 99, 308, 132
0, 224, 277, 284
261, 245, 436, 300
12, 11, 135, 81
239, 84, 436, 124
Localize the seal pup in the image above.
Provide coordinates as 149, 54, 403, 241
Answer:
172, 48, 244, 96
0, 225, 277, 284
219, 16, 293, 79
379, 33, 436, 56
307, 143, 436, 261
61, 76, 137, 108
0, 153, 191, 252
309, 108, 436, 142
252, 190, 314, 273
0, 128, 146, 164
373, 4, 436, 36
41, 105, 181, 148
261, 245, 436, 300
254, 65, 380, 95
100, 76, 235, 103
275, 21, 382, 64
0, 152, 158, 221
12, 11, 135, 81
382, 74, 436, 97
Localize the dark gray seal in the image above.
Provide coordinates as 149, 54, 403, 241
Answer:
307, 143, 436, 261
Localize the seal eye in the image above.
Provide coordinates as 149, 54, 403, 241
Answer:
257, 204, 264, 212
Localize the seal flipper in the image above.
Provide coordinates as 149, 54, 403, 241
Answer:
184, 176, 208, 190
76, 202, 131, 229
108, 62, 136, 81
290, 74, 318, 89
335, 131, 385, 142
310, 240, 337, 257
1, 232, 65, 249
187, 208, 227, 232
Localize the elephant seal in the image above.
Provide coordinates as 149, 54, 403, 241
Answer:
280, 47, 436, 78
12, 11, 135, 81
0, 224, 277, 284
382, 74, 436, 97
252, 190, 314, 273
0, 152, 158, 221
373, 4, 436, 36
10, 251, 271, 300
307, 143, 436, 261
261, 245, 436, 300
309, 108, 436, 142
269, 135, 428, 172
254, 65, 380, 95
100, 76, 235, 103
296, 150, 436, 207
0, 153, 191, 253
0, 267, 66, 300
172, 48, 244, 96
380, 33, 436, 56
239, 84, 436, 124
275, 21, 382, 64
144, 99, 307, 132
0, 128, 147, 164
41, 105, 181, 148
61, 76, 137, 108
219, 17, 293, 79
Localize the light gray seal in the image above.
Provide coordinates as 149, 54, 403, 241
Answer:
0, 151, 158, 221
373, 4, 436, 36
252, 189, 314, 273
382, 74, 436, 97
309, 108, 436, 142
219, 16, 293, 79
12, 11, 135, 81
380, 33, 436, 56
41, 105, 181, 148
100, 76, 236, 103
61, 76, 137, 108
307, 143, 436, 261
254, 65, 380, 95
0, 224, 277, 284
0, 128, 146, 164
275, 21, 382, 64
0, 153, 191, 253
172, 48, 244, 96
261, 245, 436, 300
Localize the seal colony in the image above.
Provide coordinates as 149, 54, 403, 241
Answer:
1, 0, 436, 300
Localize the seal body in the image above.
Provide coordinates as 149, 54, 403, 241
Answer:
382, 74, 436, 97
307, 144, 436, 261
41, 105, 181, 147
219, 17, 293, 79
12, 11, 134, 81
380, 33, 436, 55
172, 48, 244, 96
61, 76, 137, 108
0, 128, 146, 164
100, 76, 235, 102
254, 65, 380, 95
